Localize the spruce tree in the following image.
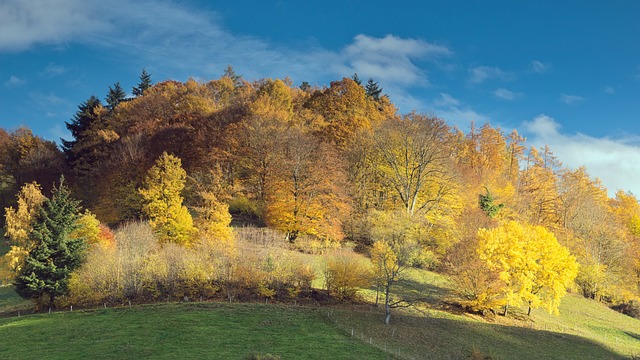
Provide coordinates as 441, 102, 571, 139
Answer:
365, 78, 383, 101
132, 69, 152, 97
352, 73, 362, 86
14, 177, 86, 309
106, 82, 127, 111
223, 65, 243, 87
61, 96, 102, 159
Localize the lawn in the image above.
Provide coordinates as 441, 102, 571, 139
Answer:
0, 302, 392, 360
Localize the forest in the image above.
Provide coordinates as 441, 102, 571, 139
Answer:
1, 67, 639, 323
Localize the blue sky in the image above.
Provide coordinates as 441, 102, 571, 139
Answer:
1, 0, 640, 195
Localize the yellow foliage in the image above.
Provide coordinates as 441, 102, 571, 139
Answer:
140, 152, 196, 246
477, 221, 578, 314
324, 251, 372, 300
4, 181, 45, 248
195, 191, 234, 246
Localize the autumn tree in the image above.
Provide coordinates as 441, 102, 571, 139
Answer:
15, 177, 86, 309
2, 182, 46, 277
139, 152, 196, 245
477, 221, 578, 315
369, 209, 422, 324
265, 127, 350, 242
373, 113, 453, 216
516, 146, 561, 227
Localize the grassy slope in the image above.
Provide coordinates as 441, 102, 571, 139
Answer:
0, 301, 391, 360
2, 245, 640, 359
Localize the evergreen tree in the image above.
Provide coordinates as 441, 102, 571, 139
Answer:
352, 73, 362, 86
132, 69, 152, 97
61, 96, 102, 158
14, 177, 86, 309
223, 65, 243, 87
365, 78, 383, 101
299, 81, 311, 93
106, 82, 127, 111
479, 187, 504, 218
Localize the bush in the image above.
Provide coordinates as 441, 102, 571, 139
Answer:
324, 251, 372, 300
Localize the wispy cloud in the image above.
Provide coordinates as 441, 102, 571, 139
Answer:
430, 93, 488, 129
604, 86, 615, 94
530, 60, 551, 73
434, 93, 460, 107
560, 93, 585, 105
43, 63, 68, 76
523, 115, 640, 196
4, 75, 26, 87
468, 66, 513, 84
0, 0, 110, 52
493, 88, 522, 101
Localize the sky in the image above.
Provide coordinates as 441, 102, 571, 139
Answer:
1, 0, 640, 196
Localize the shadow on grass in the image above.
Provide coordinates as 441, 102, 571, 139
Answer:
334, 308, 630, 360
393, 277, 451, 306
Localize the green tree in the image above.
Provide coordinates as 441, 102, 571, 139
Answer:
351, 73, 362, 86
479, 187, 504, 218
14, 177, 86, 309
139, 152, 196, 245
106, 82, 127, 111
365, 78, 383, 101
132, 69, 152, 97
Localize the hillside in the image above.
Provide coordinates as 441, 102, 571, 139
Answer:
2, 267, 639, 360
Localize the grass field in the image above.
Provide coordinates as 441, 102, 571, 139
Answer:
0, 300, 391, 360
2, 241, 640, 359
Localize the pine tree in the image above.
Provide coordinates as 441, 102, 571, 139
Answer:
61, 96, 102, 158
106, 82, 127, 111
223, 65, 243, 87
365, 78, 383, 101
14, 177, 86, 309
352, 73, 362, 86
132, 69, 152, 97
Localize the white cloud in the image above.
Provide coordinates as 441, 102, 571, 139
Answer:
604, 86, 615, 94
434, 93, 460, 107
493, 88, 522, 101
560, 93, 585, 105
530, 60, 550, 73
44, 63, 68, 76
4, 75, 25, 87
523, 115, 640, 196
468, 66, 513, 84
0, 0, 110, 51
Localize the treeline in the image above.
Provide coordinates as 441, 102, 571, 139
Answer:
1, 68, 639, 318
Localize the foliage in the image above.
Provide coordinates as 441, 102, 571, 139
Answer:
139, 152, 196, 245
478, 187, 504, 218
477, 221, 579, 315
323, 250, 372, 300
14, 178, 86, 309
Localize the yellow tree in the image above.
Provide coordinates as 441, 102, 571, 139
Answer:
477, 221, 578, 315
265, 127, 350, 242
369, 209, 422, 324
194, 190, 234, 246
516, 146, 561, 227
373, 113, 454, 216
2, 181, 46, 277
139, 152, 196, 245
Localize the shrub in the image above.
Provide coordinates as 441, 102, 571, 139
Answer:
324, 250, 372, 300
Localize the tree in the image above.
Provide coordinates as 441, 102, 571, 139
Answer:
351, 73, 362, 86
106, 82, 127, 111
2, 182, 46, 278
62, 96, 103, 157
132, 69, 152, 97
365, 78, 383, 101
369, 209, 422, 324
14, 177, 86, 309
373, 113, 453, 216
194, 190, 234, 245
139, 152, 196, 245
479, 187, 504, 218
477, 221, 578, 315
223, 65, 243, 87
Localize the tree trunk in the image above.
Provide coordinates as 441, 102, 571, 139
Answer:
527, 303, 532, 316
503, 303, 509, 317
384, 284, 391, 325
